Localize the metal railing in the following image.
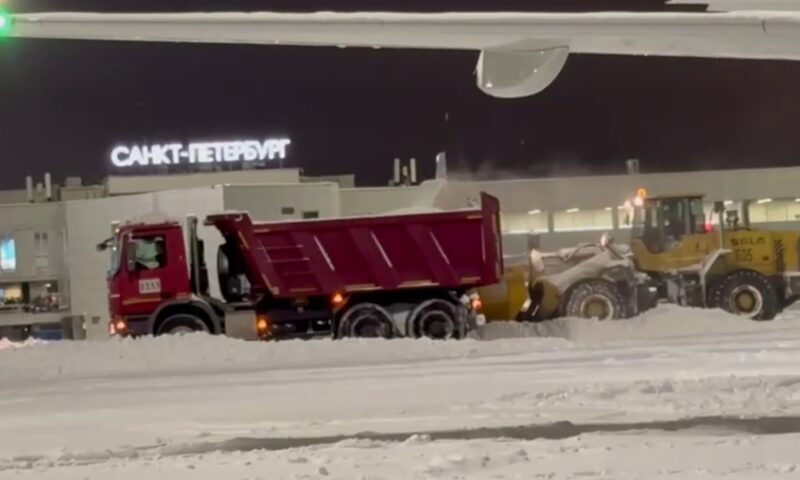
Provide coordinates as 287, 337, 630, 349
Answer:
0, 295, 69, 315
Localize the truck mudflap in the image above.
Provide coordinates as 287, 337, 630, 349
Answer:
456, 303, 471, 338
463, 307, 486, 334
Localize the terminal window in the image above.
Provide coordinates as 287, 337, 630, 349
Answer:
553, 208, 614, 232
0, 285, 22, 302
748, 200, 800, 223
35, 232, 49, 272
0, 235, 16, 272
501, 212, 549, 234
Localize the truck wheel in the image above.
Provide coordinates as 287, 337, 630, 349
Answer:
564, 280, 626, 320
709, 270, 778, 320
409, 300, 461, 340
338, 304, 394, 339
156, 313, 210, 336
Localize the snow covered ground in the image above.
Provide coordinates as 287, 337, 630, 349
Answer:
1, 305, 799, 479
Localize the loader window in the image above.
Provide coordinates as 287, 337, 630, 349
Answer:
638, 198, 690, 254
639, 202, 662, 253
663, 198, 688, 249
688, 198, 707, 234
663, 199, 684, 233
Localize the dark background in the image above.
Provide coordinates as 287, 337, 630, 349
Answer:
1, 0, 799, 188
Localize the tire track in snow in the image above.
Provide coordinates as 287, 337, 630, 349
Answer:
5, 415, 800, 471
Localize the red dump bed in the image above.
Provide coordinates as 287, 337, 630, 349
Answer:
206, 193, 502, 299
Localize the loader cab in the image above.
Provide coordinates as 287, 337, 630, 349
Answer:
627, 194, 713, 272
631, 195, 708, 254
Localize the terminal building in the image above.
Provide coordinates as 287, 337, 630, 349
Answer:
3, 158, 800, 341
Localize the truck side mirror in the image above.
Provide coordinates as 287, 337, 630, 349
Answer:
126, 240, 137, 272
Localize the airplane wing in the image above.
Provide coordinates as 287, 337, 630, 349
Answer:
6, 9, 800, 98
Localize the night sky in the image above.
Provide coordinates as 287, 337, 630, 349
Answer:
1, 0, 800, 189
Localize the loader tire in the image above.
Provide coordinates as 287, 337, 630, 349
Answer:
709, 270, 778, 321
564, 280, 626, 321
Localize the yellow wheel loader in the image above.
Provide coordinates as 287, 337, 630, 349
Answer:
479, 192, 800, 322
626, 193, 800, 320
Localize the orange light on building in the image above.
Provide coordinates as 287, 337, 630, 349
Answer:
636, 188, 648, 199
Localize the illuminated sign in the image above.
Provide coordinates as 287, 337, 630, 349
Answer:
111, 138, 292, 168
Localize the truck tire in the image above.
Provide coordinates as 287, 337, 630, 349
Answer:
564, 280, 626, 320
156, 313, 210, 336
709, 270, 778, 321
408, 300, 462, 340
338, 303, 394, 339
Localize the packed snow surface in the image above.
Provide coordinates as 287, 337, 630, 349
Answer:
1, 305, 799, 479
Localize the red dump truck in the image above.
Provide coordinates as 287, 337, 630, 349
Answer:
98, 193, 502, 340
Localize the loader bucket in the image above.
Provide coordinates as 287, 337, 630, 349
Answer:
477, 265, 529, 321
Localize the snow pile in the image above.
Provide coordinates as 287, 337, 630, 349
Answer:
4, 305, 798, 384
545, 249, 633, 291
473, 304, 800, 343
126, 209, 182, 225
1, 304, 799, 472
0, 333, 569, 384
4, 433, 800, 480
0, 337, 47, 352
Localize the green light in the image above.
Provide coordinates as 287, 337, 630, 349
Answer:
0, 9, 11, 37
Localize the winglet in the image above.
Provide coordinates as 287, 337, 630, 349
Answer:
669, 0, 800, 12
